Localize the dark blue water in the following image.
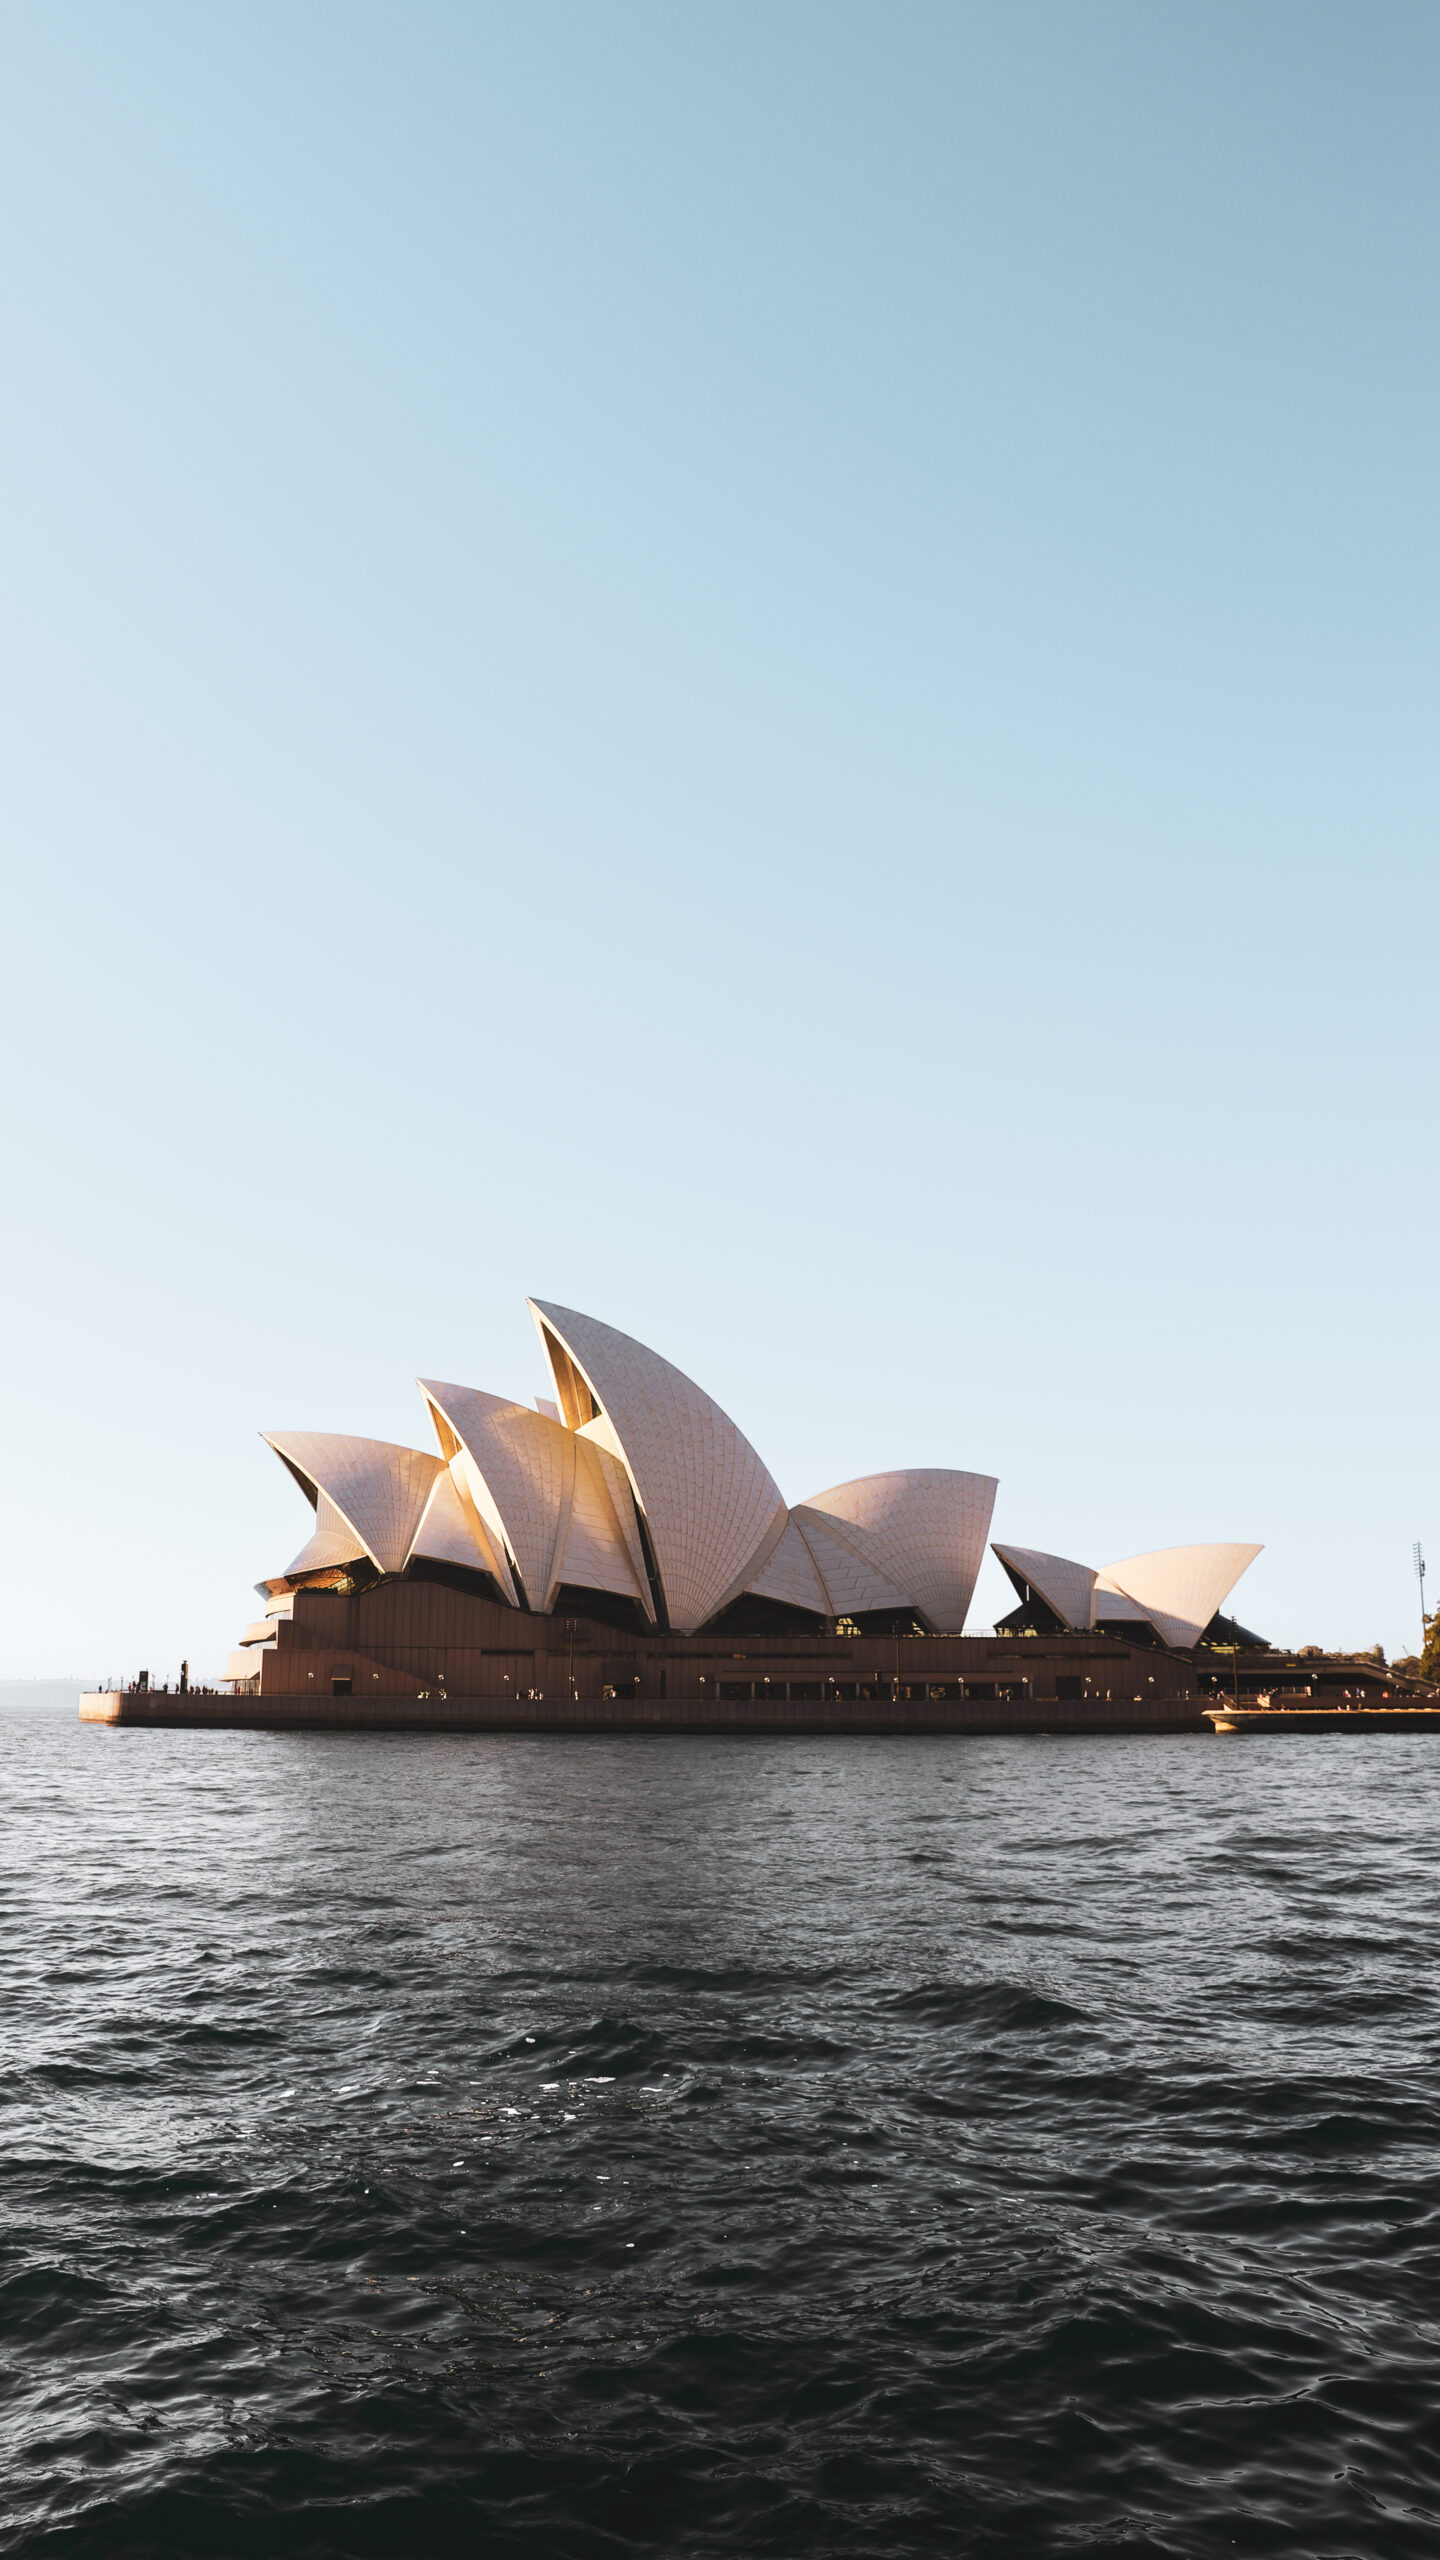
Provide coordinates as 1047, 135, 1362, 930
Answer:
5, 1720, 1440, 2558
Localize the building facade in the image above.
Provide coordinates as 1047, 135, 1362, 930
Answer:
223, 1297, 1264, 1711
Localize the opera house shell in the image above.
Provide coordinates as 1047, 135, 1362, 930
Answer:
992, 1540, 1264, 1650
255, 1300, 1000, 1640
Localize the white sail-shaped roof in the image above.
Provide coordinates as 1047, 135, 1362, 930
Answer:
264, 1431, 444, 1577
284, 1490, 370, 1579
252, 1300, 1277, 1657
529, 1301, 785, 1632
1092, 1586, 1155, 1631
992, 1543, 1098, 1633
1096, 1544, 1263, 1648
420, 1380, 651, 1618
787, 1506, 914, 1618
409, 1459, 506, 1580
747, 1513, 833, 1616
421, 1383, 563, 1609
552, 1436, 651, 1611
803, 1470, 998, 1633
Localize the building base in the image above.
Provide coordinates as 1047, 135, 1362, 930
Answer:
79, 1688, 1206, 1736
84, 1582, 1427, 1737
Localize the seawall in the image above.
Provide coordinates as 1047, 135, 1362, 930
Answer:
79, 1690, 1207, 1737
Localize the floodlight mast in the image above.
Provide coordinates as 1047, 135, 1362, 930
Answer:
1414, 1541, 1427, 1655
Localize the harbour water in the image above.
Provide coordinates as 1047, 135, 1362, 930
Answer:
5, 1714, 1440, 2556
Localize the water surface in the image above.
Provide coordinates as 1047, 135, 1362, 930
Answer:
5, 1721, 1440, 2556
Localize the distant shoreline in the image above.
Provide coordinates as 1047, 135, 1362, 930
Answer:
1, 1680, 100, 1710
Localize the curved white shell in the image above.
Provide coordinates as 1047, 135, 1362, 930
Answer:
992, 1544, 1098, 1633
409, 1460, 507, 1581
746, 1515, 833, 1616
263, 1431, 444, 1577
420, 1380, 648, 1617
1096, 1544, 1263, 1647
801, 1470, 998, 1632
528, 1302, 785, 1633
283, 1490, 369, 1579
785, 1507, 914, 1617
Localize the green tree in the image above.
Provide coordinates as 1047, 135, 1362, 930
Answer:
1396, 1618, 1440, 1685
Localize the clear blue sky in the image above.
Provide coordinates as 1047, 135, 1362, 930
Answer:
2, 0, 1435, 1678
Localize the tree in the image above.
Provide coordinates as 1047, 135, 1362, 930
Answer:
1394, 1617, 1440, 1686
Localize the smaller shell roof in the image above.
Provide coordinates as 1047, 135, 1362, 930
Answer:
802, 1470, 998, 1632
746, 1515, 833, 1617
420, 1380, 652, 1618
1097, 1543, 1263, 1648
787, 1507, 914, 1618
1091, 1587, 1154, 1628
284, 1490, 369, 1580
421, 1382, 571, 1612
410, 1461, 504, 1580
992, 1544, 1098, 1633
263, 1431, 444, 1578
994, 1540, 1263, 1644
554, 1438, 651, 1612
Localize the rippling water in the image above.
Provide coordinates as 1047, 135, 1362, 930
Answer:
5, 1718, 1440, 2557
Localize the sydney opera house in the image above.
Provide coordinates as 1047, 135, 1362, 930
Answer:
214, 1300, 1266, 1726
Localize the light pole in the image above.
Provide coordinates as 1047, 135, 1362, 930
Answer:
1415, 1542, 1428, 1656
